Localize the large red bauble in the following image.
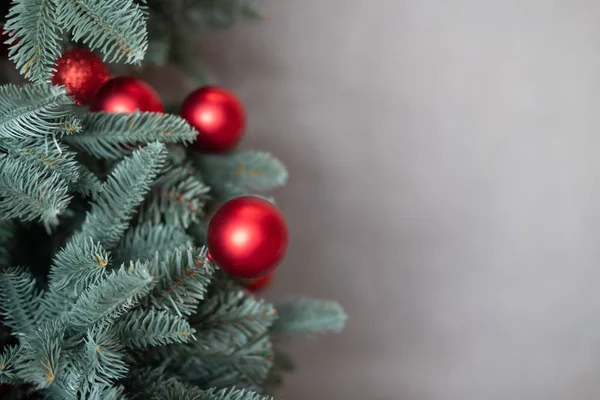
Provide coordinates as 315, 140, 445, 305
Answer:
90, 76, 164, 113
51, 48, 109, 105
242, 271, 275, 293
207, 196, 288, 278
180, 86, 246, 153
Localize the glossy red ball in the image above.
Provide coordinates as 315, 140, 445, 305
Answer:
51, 48, 109, 105
207, 196, 288, 278
180, 86, 246, 153
90, 76, 164, 113
242, 271, 275, 293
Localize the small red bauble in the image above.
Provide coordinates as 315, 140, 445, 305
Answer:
180, 86, 246, 153
243, 271, 275, 293
207, 196, 288, 278
90, 76, 164, 113
51, 48, 109, 105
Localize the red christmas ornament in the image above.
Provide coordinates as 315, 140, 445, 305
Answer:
180, 86, 246, 153
90, 76, 164, 113
207, 196, 288, 278
51, 48, 109, 105
242, 271, 275, 293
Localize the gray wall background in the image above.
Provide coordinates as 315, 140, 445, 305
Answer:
190, 1, 600, 399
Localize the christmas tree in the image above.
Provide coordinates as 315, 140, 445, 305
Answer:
0, 1, 346, 399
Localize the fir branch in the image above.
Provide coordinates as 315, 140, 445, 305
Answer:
77, 142, 167, 249
37, 288, 72, 330
0, 267, 42, 336
150, 383, 270, 400
5, 0, 63, 82
72, 165, 103, 198
197, 387, 271, 400
144, 246, 215, 317
54, 0, 148, 64
0, 345, 22, 384
42, 384, 78, 400
66, 263, 155, 330
150, 381, 204, 400
41, 237, 112, 324
0, 84, 76, 142
47, 236, 110, 293
138, 164, 210, 229
124, 365, 178, 400
85, 385, 127, 400
75, 326, 128, 395
0, 219, 15, 266
16, 321, 66, 389
190, 286, 277, 348
4, 139, 81, 184
67, 112, 197, 160
271, 298, 347, 338
164, 144, 189, 167
179, 335, 273, 389
0, 154, 72, 229
198, 151, 288, 192
114, 309, 195, 349
116, 222, 192, 263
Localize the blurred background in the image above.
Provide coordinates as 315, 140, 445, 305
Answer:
186, 1, 600, 399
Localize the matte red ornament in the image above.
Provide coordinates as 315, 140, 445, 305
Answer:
207, 196, 288, 278
180, 86, 246, 153
90, 76, 164, 113
242, 271, 275, 293
51, 48, 109, 105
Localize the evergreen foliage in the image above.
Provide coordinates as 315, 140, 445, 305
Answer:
0, 267, 42, 336
192, 151, 287, 202
77, 143, 167, 249
139, 163, 210, 229
271, 298, 348, 338
68, 112, 197, 160
0, 219, 14, 266
55, 0, 148, 64
0, 0, 346, 398
198, 151, 288, 192
0, 344, 21, 384
0, 154, 72, 229
5, 0, 63, 82
0, 84, 76, 142
5, 140, 80, 186
144, 246, 214, 317
114, 309, 195, 349
116, 221, 192, 263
